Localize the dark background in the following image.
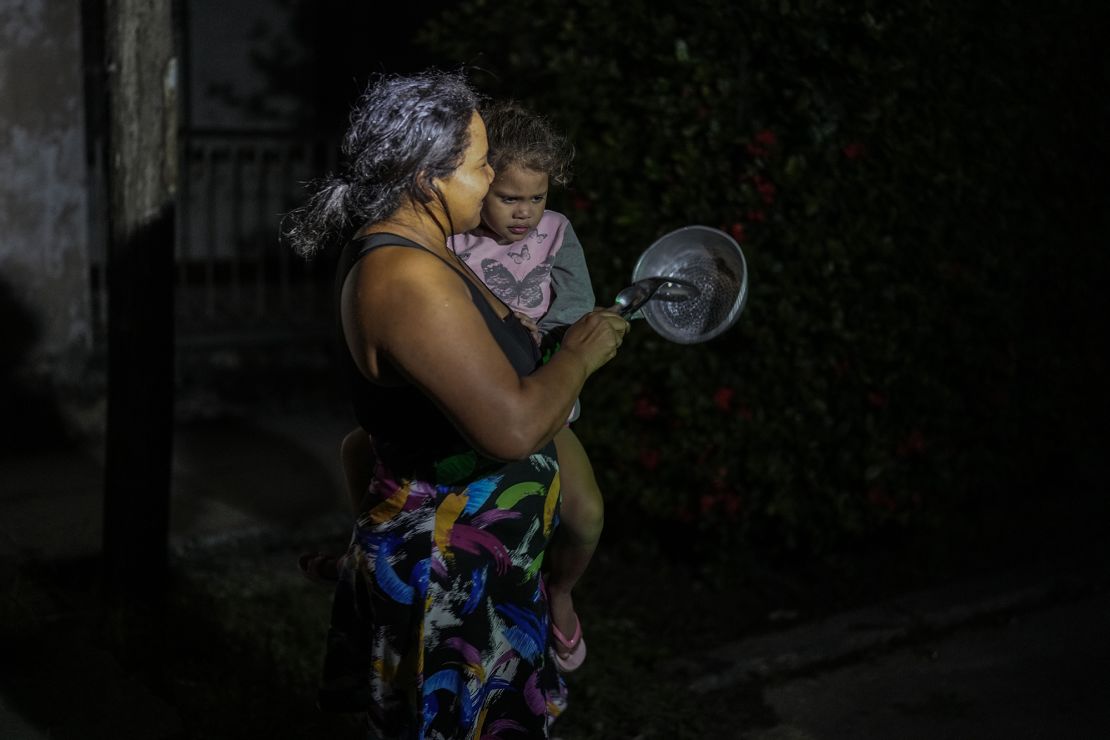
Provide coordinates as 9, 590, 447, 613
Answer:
2, 1, 1108, 738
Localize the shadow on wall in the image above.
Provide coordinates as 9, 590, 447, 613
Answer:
0, 274, 71, 457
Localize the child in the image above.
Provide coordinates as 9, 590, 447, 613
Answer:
448, 101, 602, 673
302, 101, 603, 673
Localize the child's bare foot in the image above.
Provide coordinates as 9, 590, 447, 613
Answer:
547, 585, 587, 671
298, 552, 343, 584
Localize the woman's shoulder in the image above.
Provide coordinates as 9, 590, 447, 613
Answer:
353, 239, 463, 296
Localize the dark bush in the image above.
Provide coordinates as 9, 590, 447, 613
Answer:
419, 0, 1109, 564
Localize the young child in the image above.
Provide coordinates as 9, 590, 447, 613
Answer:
448, 101, 602, 673
302, 101, 602, 673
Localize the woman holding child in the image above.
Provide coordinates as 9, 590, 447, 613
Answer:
285, 70, 627, 738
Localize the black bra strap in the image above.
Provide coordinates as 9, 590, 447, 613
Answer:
355, 232, 429, 257
345, 232, 495, 312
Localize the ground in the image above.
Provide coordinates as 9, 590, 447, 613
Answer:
2, 404, 1105, 739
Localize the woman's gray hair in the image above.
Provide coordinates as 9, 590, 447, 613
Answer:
284, 70, 481, 257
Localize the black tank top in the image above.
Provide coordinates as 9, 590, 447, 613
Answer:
336, 233, 541, 474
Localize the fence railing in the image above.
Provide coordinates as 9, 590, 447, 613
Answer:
174, 129, 339, 347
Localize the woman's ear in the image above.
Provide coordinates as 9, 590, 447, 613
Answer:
414, 171, 437, 204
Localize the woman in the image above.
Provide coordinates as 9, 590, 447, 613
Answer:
285, 71, 628, 738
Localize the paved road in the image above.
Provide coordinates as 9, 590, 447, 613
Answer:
742, 591, 1110, 740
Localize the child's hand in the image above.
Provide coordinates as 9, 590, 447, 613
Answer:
515, 312, 542, 345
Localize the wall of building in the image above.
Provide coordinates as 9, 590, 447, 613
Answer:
0, 0, 92, 387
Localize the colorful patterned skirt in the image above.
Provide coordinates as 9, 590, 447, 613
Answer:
319, 444, 567, 739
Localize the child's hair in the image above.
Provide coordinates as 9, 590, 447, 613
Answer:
481, 101, 574, 187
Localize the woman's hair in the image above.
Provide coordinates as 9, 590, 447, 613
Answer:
284, 70, 481, 257
481, 101, 574, 187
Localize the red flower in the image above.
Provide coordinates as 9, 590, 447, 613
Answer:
907, 430, 925, 451
867, 391, 888, 409
842, 142, 866, 160
729, 222, 746, 243
896, 429, 927, 458
633, 396, 659, 421
639, 448, 661, 471
572, 193, 593, 211
754, 129, 777, 147
713, 386, 735, 411
755, 179, 777, 205
746, 208, 766, 223
736, 403, 753, 421
699, 491, 743, 520
722, 492, 743, 518
939, 260, 970, 281
745, 130, 777, 158
866, 486, 896, 511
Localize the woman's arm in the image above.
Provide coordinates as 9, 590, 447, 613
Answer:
342, 247, 626, 460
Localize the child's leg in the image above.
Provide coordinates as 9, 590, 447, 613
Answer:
340, 427, 375, 514
300, 428, 373, 584
548, 426, 604, 652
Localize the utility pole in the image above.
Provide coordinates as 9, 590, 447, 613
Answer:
99, 0, 178, 605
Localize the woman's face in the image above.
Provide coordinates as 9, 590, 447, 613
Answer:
435, 111, 495, 233
479, 164, 550, 245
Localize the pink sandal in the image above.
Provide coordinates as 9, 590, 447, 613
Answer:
551, 615, 587, 673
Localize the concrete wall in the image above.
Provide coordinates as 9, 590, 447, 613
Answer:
0, 0, 92, 386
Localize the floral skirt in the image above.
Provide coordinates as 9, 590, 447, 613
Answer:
319, 444, 567, 739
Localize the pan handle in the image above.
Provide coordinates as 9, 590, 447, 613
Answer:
611, 277, 698, 317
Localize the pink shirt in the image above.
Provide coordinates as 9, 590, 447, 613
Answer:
448, 211, 570, 322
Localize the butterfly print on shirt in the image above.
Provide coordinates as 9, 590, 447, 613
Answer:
480, 255, 554, 309
507, 244, 530, 264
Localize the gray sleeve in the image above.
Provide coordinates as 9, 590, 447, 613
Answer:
539, 221, 597, 334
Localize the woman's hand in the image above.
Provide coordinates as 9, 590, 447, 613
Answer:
345, 250, 628, 459
559, 308, 630, 376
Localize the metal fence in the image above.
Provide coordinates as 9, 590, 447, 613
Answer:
174, 129, 339, 347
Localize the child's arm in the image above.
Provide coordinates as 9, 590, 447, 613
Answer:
539, 221, 597, 335
514, 311, 543, 345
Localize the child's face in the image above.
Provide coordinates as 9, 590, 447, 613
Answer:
479, 164, 549, 244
